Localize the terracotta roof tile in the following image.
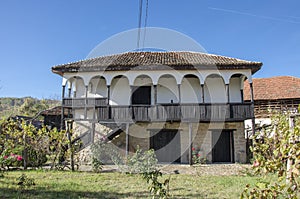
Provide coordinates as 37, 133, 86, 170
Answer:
244, 76, 300, 100
52, 51, 262, 75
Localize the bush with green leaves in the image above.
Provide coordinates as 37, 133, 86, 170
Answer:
0, 118, 72, 170
92, 157, 103, 173
241, 113, 300, 199
125, 146, 158, 174
142, 169, 170, 199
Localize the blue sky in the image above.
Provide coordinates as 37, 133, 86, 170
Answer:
1, 0, 300, 98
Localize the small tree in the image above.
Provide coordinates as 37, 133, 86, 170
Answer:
241, 113, 300, 198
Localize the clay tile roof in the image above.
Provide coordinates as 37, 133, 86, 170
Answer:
244, 76, 300, 101
52, 51, 262, 75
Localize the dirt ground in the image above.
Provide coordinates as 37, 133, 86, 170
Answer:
80, 164, 252, 176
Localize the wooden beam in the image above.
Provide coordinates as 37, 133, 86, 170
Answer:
153, 85, 157, 105
60, 85, 66, 130
84, 85, 88, 119
189, 123, 192, 165
240, 89, 244, 103
178, 84, 181, 104
249, 82, 256, 136
201, 84, 205, 103
226, 84, 230, 103
125, 123, 130, 158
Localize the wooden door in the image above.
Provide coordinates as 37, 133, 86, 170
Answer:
212, 130, 234, 163
131, 86, 151, 105
150, 129, 181, 163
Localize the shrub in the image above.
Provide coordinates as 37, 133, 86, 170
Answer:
125, 146, 158, 174
191, 147, 207, 165
92, 157, 103, 173
142, 169, 170, 199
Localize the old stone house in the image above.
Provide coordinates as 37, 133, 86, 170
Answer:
244, 76, 300, 133
52, 51, 262, 164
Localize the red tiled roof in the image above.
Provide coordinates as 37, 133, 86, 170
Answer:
244, 76, 300, 101
52, 51, 262, 75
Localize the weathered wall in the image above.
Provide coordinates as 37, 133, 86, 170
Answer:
75, 121, 246, 165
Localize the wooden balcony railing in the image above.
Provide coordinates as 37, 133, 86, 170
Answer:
97, 103, 253, 122
62, 98, 107, 108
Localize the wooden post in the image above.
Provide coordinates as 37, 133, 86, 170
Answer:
68, 85, 72, 119
287, 115, 295, 184
189, 123, 193, 165
226, 84, 230, 103
66, 120, 74, 171
125, 123, 130, 158
23, 131, 28, 170
61, 85, 66, 130
249, 82, 255, 136
240, 89, 244, 103
107, 85, 111, 119
201, 84, 205, 103
154, 85, 157, 105
84, 85, 88, 119
178, 84, 181, 104
154, 85, 158, 119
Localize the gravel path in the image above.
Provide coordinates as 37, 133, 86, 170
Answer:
80, 164, 252, 176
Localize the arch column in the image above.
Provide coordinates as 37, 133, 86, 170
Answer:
84, 85, 88, 119
226, 84, 230, 103
61, 85, 66, 130
107, 85, 111, 119
249, 82, 255, 135
178, 84, 181, 104
153, 85, 157, 105
201, 84, 205, 103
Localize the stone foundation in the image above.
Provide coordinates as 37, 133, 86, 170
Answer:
74, 121, 247, 165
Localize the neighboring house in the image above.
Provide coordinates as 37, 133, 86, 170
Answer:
52, 51, 262, 164
39, 106, 71, 130
244, 76, 300, 134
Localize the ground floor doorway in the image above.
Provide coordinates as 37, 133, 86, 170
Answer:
212, 130, 234, 163
150, 129, 181, 163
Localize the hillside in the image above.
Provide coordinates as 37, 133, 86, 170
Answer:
0, 97, 60, 119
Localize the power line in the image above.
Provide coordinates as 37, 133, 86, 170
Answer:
142, 0, 149, 50
137, 0, 143, 51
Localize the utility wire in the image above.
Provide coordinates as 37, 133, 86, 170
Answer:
142, 0, 149, 50
137, 0, 143, 51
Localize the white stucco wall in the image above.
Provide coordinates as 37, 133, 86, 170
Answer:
110, 77, 130, 105
181, 77, 202, 103
89, 77, 107, 98
157, 76, 179, 103
204, 76, 226, 103
229, 77, 242, 103
75, 78, 85, 98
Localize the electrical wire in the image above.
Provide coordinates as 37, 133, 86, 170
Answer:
142, 0, 149, 50
137, 0, 143, 51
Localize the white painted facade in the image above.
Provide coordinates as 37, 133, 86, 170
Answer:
62, 69, 252, 108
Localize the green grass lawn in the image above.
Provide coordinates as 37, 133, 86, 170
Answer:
0, 170, 262, 199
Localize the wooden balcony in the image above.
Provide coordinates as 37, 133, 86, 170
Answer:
97, 103, 253, 122
62, 98, 107, 108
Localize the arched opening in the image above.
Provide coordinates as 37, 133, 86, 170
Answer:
157, 74, 179, 104
204, 74, 226, 103
181, 74, 202, 103
229, 74, 246, 103
111, 75, 130, 105
89, 76, 107, 98
65, 76, 85, 98
132, 75, 153, 105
